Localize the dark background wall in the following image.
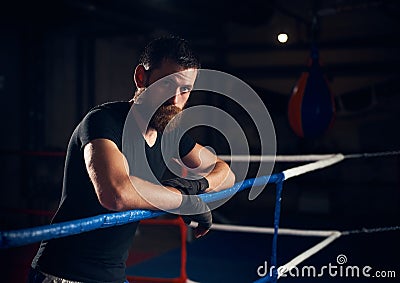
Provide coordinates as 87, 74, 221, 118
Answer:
0, 0, 399, 232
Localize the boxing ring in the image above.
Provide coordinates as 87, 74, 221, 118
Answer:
1, 151, 399, 282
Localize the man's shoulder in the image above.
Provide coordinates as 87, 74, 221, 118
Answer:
89, 101, 130, 113
84, 101, 131, 121
74, 101, 131, 149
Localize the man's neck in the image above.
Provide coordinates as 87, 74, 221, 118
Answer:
130, 100, 158, 147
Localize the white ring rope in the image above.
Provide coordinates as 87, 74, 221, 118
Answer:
212, 150, 399, 281
219, 150, 400, 163
218, 154, 337, 162
201, 222, 399, 280
190, 222, 343, 278
206, 223, 400, 236
282, 154, 345, 180
209, 223, 340, 237
277, 232, 342, 278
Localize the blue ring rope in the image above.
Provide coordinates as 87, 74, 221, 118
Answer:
0, 174, 283, 249
2, 150, 399, 282
253, 177, 284, 283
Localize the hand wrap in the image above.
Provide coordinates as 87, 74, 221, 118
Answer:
161, 177, 209, 195
178, 194, 212, 231
162, 177, 212, 236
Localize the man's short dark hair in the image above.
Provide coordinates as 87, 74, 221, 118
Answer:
138, 35, 201, 70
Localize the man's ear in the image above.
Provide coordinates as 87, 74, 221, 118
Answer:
134, 65, 147, 88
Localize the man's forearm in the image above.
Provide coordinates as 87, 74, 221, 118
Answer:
203, 160, 235, 193
114, 176, 183, 211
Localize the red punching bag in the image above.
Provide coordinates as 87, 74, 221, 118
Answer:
288, 45, 335, 138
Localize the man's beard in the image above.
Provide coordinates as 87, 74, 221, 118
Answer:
148, 104, 182, 133
133, 87, 183, 133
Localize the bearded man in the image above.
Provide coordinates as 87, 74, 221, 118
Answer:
28, 36, 235, 283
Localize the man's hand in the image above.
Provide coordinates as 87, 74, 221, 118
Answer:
162, 177, 212, 237
179, 195, 212, 238
161, 177, 209, 195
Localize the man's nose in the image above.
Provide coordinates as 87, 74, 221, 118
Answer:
167, 89, 181, 105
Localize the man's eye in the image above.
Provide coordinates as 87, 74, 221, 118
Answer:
180, 86, 191, 93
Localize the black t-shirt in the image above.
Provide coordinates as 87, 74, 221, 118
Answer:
31, 101, 195, 283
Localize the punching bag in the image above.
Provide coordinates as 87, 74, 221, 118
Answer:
288, 45, 335, 138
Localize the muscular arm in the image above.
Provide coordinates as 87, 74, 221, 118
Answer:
84, 138, 182, 211
181, 144, 235, 193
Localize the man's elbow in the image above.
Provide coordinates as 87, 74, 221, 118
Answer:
95, 179, 131, 211
97, 189, 126, 211
226, 169, 236, 188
